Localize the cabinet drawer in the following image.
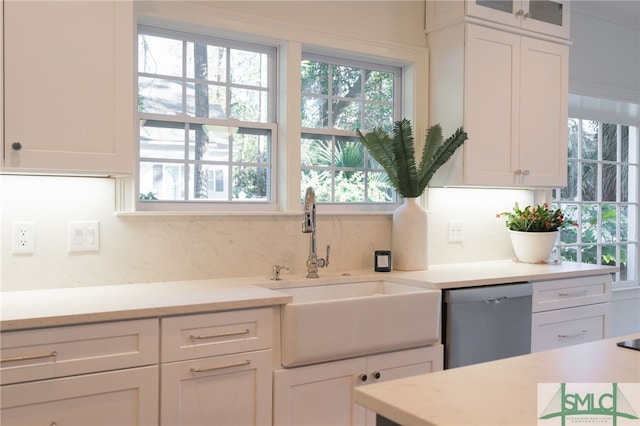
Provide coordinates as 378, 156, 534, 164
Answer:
532, 275, 612, 313
0, 319, 159, 385
161, 308, 273, 362
531, 303, 610, 352
0, 365, 158, 426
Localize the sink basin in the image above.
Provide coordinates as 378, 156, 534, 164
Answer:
279, 280, 441, 367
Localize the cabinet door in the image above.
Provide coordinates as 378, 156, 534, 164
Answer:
0, 366, 158, 426
273, 347, 443, 426
161, 350, 272, 426
521, 0, 570, 39
363, 346, 443, 425
3, 1, 134, 175
466, 0, 521, 28
464, 25, 520, 186
273, 357, 366, 426
519, 36, 568, 187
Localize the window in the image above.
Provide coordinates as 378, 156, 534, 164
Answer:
554, 118, 639, 287
137, 26, 276, 207
300, 55, 401, 205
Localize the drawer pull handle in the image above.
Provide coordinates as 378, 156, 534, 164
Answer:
190, 329, 250, 340
558, 290, 588, 298
558, 330, 588, 339
1, 351, 57, 364
190, 360, 251, 373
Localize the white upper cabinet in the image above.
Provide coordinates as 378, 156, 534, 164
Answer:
2, 1, 135, 175
426, 0, 570, 40
427, 19, 568, 188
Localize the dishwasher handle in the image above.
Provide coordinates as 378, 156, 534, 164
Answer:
445, 282, 532, 304
483, 296, 507, 305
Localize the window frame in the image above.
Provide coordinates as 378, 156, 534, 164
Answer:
300, 53, 403, 210
136, 25, 279, 212
554, 117, 639, 289
128, 3, 428, 214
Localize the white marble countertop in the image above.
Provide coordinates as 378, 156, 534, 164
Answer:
0, 260, 617, 331
0, 279, 292, 331
354, 334, 640, 426
391, 259, 618, 290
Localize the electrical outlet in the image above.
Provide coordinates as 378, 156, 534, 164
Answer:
68, 221, 100, 252
448, 220, 464, 242
12, 222, 35, 254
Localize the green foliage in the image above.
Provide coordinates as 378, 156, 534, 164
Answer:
499, 203, 576, 232
356, 119, 468, 198
560, 204, 627, 267
139, 192, 158, 200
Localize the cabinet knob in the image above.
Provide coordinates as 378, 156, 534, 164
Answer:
373, 371, 381, 380
522, 169, 530, 176
360, 374, 368, 383
524, 11, 532, 19
516, 9, 525, 16
514, 169, 522, 175
11, 142, 22, 151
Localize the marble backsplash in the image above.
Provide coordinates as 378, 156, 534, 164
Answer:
0, 175, 531, 291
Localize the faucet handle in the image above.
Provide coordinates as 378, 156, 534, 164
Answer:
317, 245, 331, 268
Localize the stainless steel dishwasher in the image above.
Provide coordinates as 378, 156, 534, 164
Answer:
443, 282, 532, 369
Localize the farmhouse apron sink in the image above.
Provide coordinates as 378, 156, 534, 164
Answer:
279, 280, 441, 367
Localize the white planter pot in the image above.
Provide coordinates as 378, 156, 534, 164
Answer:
508, 230, 558, 263
392, 197, 428, 271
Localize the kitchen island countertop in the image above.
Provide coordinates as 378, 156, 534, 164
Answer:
354, 334, 640, 426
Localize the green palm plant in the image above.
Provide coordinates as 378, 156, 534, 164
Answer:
356, 119, 468, 198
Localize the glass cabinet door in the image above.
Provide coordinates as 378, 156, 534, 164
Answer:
466, 0, 569, 39
466, 0, 519, 26
522, 0, 569, 38
476, 1, 515, 15
527, 0, 564, 26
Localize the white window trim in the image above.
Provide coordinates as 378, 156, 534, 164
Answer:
124, 1, 428, 215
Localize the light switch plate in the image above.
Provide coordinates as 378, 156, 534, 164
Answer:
448, 220, 464, 242
68, 221, 100, 252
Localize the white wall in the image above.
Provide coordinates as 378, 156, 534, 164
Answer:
569, 1, 640, 337
569, 1, 640, 104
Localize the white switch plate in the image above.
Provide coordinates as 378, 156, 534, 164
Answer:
448, 220, 464, 242
68, 221, 100, 252
12, 222, 35, 254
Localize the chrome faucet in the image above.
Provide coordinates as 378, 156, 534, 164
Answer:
302, 187, 330, 278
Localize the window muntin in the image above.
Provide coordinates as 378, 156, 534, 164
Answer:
300, 55, 401, 204
137, 27, 275, 205
554, 118, 639, 287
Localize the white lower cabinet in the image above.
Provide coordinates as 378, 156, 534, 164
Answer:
531, 275, 612, 352
273, 345, 443, 426
160, 350, 272, 426
160, 309, 274, 426
0, 319, 159, 426
531, 303, 611, 352
1, 366, 158, 426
